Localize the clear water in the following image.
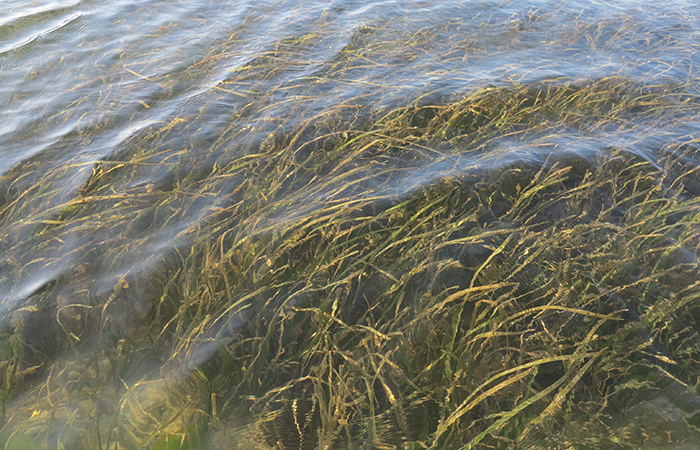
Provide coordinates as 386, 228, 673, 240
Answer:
2, 0, 698, 300
1, 0, 700, 448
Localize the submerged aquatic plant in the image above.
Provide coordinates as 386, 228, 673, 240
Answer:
1, 10, 700, 450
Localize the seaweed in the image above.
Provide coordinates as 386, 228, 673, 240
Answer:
1, 13, 700, 450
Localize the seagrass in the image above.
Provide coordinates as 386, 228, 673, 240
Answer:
1, 15, 700, 450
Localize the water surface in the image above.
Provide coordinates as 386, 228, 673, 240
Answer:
1, 0, 700, 449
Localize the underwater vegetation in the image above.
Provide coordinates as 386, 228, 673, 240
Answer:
1, 15, 700, 450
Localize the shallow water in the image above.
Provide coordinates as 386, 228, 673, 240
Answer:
2, 0, 698, 307
1, 0, 700, 449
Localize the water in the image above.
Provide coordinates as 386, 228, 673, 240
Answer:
1, 0, 700, 449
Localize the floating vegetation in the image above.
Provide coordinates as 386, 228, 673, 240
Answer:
2, 5, 700, 450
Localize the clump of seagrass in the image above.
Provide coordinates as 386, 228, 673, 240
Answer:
1, 71, 700, 450
198, 147, 700, 450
